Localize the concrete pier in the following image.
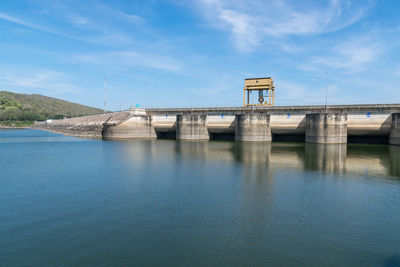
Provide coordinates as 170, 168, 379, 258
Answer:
305, 113, 348, 144
389, 113, 400, 145
176, 114, 209, 140
102, 115, 157, 140
235, 113, 271, 142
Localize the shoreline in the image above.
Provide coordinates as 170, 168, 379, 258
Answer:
0, 126, 31, 129
0, 125, 102, 139
30, 126, 103, 139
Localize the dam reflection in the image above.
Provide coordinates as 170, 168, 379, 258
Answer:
119, 140, 400, 179
304, 144, 347, 174
389, 146, 400, 177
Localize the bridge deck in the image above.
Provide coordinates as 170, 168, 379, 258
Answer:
147, 104, 400, 114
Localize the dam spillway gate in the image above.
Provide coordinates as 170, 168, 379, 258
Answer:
101, 104, 400, 145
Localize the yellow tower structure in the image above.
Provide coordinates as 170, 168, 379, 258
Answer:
243, 77, 275, 107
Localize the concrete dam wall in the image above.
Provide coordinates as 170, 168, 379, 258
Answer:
34, 104, 400, 145
32, 111, 132, 138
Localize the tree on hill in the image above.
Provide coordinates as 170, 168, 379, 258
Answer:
0, 91, 104, 123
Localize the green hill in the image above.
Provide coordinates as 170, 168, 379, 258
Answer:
0, 91, 104, 126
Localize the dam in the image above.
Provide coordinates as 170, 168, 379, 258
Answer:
35, 104, 400, 145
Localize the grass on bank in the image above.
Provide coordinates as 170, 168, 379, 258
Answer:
0, 121, 34, 127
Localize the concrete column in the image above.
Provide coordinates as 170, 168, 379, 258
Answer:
235, 113, 272, 142
306, 113, 347, 144
102, 115, 157, 140
389, 113, 400, 145
176, 114, 209, 140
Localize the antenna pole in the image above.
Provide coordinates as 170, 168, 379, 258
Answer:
104, 77, 107, 114
325, 72, 328, 114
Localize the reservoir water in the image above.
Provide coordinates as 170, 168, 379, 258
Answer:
1, 129, 400, 266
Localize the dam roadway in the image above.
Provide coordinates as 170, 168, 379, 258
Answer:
34, 104, 400, 145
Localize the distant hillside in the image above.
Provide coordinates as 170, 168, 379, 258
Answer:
0, 91, 104, 123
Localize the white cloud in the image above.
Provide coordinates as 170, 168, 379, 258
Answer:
0, 11, 95, 42
218, 9, 259, 50
0, 12, 49, 32
70, 15, 89, 25
0, 66, 82, 95
0, 11, 136, 47
196, 0, 375, 51
94, 3, 144, 25
73, 51, 182, 71
275, 81, 312, 103
310, 36, 383, 73
274, 80, 346, 105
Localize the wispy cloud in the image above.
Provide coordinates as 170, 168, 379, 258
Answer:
93, 3, 144, 25
0, 66, 82, 95
275, 81, 317, 104
69, 15, 89, 25
192, 73, 240, 95
0, 11, 95, 42
72, 51, 182, 71
297, 33, 389, 74
196, 0, 375, 51
0, 10, 136, 47
276, 80, 348, 105
0, 12, 50, 32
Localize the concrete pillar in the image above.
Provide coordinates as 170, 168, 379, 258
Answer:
102, 115, 157, 140
235, 113, 272, 142
176, 114, 209, 140
306, 113, 347, 144
389, 113, 400, 145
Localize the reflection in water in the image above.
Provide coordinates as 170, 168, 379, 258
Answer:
233, 142, 273, 183
2, 130, 400, 266
115, 140, 400, 265
120, 141, 400, 179
233, 142, 271, 165
304, 144, 347, 174
389, 146, 400, 177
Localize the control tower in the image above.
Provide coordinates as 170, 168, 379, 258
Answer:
243, 77, 275, 107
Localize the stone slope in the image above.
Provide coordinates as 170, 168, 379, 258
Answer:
32, 111, 132, 138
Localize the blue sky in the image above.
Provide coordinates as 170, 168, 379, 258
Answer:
0, 0, 399, 110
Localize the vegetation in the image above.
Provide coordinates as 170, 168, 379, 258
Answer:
0, 121, 34, 127
0, 91, 104, 125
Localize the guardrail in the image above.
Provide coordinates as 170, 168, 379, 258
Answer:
146, 104, 400, 114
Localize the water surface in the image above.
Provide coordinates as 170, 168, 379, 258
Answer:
1, 129, 400, 266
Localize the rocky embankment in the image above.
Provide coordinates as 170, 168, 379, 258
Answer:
32, 111, 132, 138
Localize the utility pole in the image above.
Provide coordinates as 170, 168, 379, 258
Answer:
190, 88, 193, 114
104, 77, 107, 114
325, 72, 328, 114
